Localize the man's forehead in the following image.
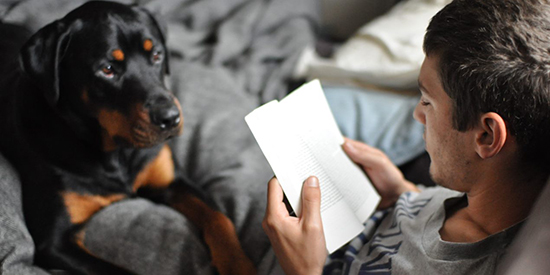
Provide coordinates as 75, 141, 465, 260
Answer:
418, 55, 444, 97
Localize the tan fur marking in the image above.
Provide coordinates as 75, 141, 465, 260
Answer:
81, 90, 89, 105
97, 99, 182, 150
132, 144, 175, 192
100, 129, 118, 152
143, 39, 153, 51
97, 109, 132, 151
112, 49, 125, 61
74, 229, 96, 256
61, 192, 126, 224
170, 192, 256, 275
204, 213, 257, 275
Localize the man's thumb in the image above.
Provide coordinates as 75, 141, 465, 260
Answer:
301, 176, 322, 224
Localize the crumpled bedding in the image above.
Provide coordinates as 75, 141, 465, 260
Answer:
0, 0, 319, 274
294, 0, 451, 91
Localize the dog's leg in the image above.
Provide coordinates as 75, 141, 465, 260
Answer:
136, 145, 256, 275
42, 192, 137, 274
170, 189, 257, 275
139, 181, 257, 275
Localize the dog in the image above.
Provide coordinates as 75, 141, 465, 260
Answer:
0, 1, 256, 274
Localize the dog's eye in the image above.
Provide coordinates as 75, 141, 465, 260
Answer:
152, 51, 162, 63
100, 65, 115, 78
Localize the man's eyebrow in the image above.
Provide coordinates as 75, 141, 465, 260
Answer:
418, 79, 429, 95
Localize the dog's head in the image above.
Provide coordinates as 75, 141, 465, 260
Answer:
20, 1, 182, 151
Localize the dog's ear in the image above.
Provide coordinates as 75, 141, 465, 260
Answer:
20, 20, 73, 106
133, 6, 170, 75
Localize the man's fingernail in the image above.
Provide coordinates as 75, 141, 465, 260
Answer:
306, 177, 319, 187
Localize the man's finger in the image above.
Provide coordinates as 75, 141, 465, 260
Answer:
343, 139, 386, 168
266, 177, 285, 215
300, 176, 322, 226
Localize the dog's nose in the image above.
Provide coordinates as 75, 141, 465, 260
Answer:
151, 105, 180, 130
148, 96, 181, 130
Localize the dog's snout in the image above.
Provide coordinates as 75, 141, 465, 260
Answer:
147, 96, 181, 130
151, 104, 180, 130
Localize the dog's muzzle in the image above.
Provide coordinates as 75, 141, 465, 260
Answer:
147, 95, 181, 131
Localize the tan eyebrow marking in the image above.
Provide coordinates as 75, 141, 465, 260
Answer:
143, 39, 153, 51
112, 49, 125, 61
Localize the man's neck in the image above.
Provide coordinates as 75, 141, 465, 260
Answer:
439, 169, 547, 243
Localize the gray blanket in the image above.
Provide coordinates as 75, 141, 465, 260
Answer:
0, 0, 319, 274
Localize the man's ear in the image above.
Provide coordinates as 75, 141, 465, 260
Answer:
474, 112, 508, 159
20, 19, 74, 106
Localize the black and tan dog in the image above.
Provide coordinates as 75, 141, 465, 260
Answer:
0, 1, 255, 274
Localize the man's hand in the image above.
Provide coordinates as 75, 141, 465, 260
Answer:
262, 176, 327, 275
343, 137, 419, 209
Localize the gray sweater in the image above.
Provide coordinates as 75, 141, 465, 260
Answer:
324, 187, 522, 274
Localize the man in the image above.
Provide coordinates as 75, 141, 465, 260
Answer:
263, 0, 550, 274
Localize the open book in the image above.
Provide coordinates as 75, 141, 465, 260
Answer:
245, 79, 381, 253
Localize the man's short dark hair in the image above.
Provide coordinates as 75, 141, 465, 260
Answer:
424, 0, 550, 163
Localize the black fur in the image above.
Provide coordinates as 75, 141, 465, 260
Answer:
0, 2, 210, 274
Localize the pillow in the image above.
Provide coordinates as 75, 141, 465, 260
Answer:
0, 153, 49, 275
295, 0, 451, 91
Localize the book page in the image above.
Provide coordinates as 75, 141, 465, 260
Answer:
278, 80, 380, 222
246, 100, 365, 253
245, 80, 380, 253
244, 100, 303, 211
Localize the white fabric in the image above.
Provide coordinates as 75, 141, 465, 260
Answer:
295, 0, 451, 90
